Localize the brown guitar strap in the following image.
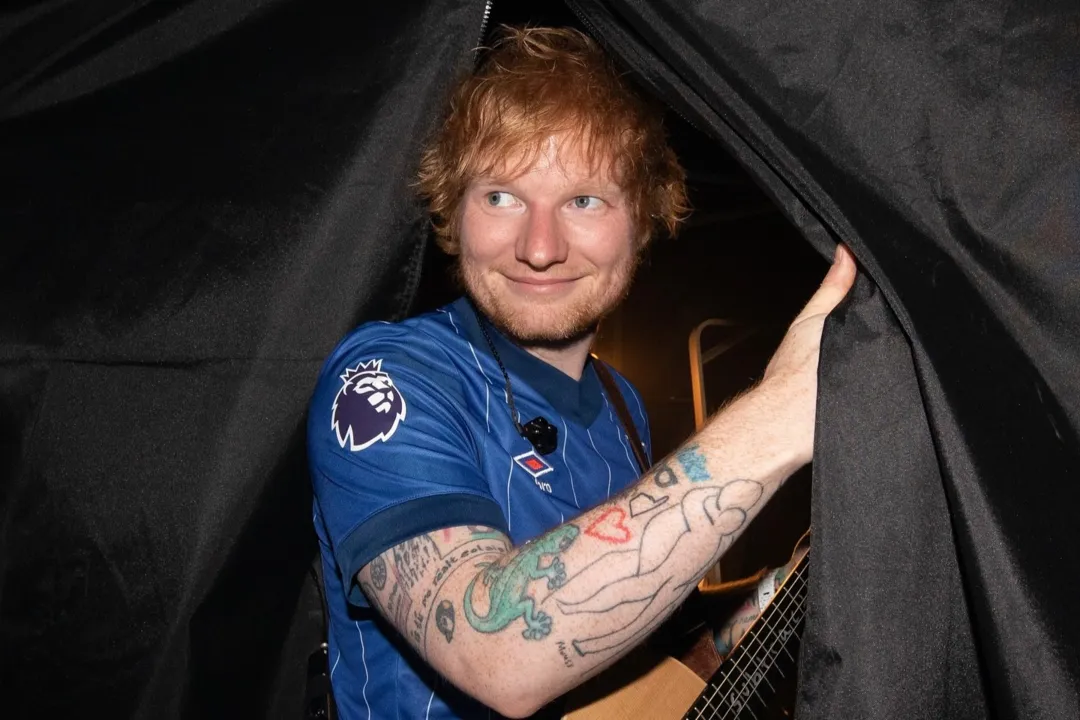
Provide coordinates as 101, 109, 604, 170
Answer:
593, 357, 650, 474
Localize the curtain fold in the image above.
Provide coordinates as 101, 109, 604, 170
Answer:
569, 0, 1080, 717
0, 1, 488, 716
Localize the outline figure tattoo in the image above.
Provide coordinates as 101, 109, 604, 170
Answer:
556, 481, 763, 656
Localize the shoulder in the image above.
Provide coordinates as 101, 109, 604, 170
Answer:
327, 309, 460, 372
314, 307, 474, 397
306, 304, 483, 455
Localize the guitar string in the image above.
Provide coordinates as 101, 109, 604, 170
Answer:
695, 565, 807, 717
757, 575, 807, 667
736, 574, 807, 720
745, 570, 808, 678
688, 563, 809, 720
691, 566, 808, 720
732, 580, 808, 719
707, 571, 808, 720
731, 571, 808, 718
689, 571, 805, 720
689, 572, 806, 720
737, 571, 808, 717
711, 572, 807, 720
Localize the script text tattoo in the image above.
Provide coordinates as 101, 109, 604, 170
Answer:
393, 535, 441, 591
419, 535, 506, 656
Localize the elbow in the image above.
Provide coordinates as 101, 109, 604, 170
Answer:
484, 690, 548, 720
461, 658, 559, 719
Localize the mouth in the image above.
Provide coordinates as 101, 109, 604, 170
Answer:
501, 274, 582, 296
506, 276, 575, 285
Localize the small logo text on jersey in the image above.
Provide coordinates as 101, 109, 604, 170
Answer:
514, 450, 554, 493
332, 359, 407, 451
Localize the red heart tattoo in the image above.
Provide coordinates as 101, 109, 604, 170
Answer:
584, 507, 632, 544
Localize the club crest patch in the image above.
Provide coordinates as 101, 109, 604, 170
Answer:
332, 359, 407, 451
513, 450, 554, 479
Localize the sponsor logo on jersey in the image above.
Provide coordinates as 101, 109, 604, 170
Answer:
332, 359, 407, 451
514, 449, 554, 478
513, 449, 554, 493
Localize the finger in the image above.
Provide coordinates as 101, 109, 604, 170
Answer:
793, 244, 857, 322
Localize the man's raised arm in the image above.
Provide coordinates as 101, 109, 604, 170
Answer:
359, 246, 857, 718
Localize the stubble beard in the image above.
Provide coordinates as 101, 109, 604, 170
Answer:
459, 254, 640, 351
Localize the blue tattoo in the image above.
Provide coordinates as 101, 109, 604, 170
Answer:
675, 444, 710, 482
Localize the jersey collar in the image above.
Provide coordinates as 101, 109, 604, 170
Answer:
450, 297, 603, 428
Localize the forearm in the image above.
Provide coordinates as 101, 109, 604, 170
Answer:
533, 385, 801, 697
373, 384, 805, 716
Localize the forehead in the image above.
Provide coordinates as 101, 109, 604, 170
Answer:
472, 132, 623, 188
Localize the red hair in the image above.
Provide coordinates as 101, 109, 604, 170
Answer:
417, 26, 688, 253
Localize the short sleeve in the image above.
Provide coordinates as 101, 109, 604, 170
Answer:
307, 330, 507, 605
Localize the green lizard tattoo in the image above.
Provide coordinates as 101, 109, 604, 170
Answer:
463, 525, 579, 640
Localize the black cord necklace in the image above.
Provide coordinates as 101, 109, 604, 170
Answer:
469, 300, 559, 455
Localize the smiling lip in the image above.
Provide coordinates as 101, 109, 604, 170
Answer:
502, 275, 581, 296
506, 276, 577, 286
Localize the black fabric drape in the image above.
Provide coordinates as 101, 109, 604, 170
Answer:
0, 1, 487, 716
569, 0, 1080, 718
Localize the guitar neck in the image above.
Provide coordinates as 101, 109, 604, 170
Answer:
683, 553, 811, 720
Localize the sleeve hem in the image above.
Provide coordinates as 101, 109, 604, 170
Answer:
337, 494, 508, 607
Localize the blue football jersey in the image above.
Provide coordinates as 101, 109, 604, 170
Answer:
308, 297, 651, 720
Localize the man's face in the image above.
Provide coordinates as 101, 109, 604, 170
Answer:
457, 135, 638, 347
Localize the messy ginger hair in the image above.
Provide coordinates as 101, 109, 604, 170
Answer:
417, 26, 688, 253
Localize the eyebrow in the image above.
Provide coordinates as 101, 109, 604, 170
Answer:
572, 182, 625, 197
468, 173, 625, 195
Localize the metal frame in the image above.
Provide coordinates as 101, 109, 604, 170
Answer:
688, 319, 758, 430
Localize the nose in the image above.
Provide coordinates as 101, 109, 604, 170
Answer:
516, 206, 568, 270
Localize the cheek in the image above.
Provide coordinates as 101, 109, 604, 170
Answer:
460, 205, 515, 262
573, 216, 636, 269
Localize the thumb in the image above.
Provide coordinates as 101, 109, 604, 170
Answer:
792, 244, 857, 323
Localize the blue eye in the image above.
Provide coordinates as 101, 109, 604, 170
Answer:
572, 196, 601, 209
486, 192, 515, 207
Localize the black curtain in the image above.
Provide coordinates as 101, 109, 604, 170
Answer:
568, 1, 1079, 718
1, 1, 487, 716
3, 0, 1078, 718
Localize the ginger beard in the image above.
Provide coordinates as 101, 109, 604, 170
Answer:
458, 245, 640, 349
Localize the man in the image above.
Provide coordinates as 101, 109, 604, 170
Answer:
308, 26, 856, 719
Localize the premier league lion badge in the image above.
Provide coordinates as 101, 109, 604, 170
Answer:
331, 359, 407, 451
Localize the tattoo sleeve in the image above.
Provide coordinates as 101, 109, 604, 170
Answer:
447, 456, 772, 663
353, 399, 794, 715
357, 526, 511, 658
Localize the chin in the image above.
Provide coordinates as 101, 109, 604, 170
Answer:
504, 318, 599, 349
461, 263, 638, 349
476, 295, 602, 348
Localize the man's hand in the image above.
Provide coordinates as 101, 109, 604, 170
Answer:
757, 244, 857, 466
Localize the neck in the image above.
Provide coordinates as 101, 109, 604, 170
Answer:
465, 297, 596, 380
521, 334, 595, 381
